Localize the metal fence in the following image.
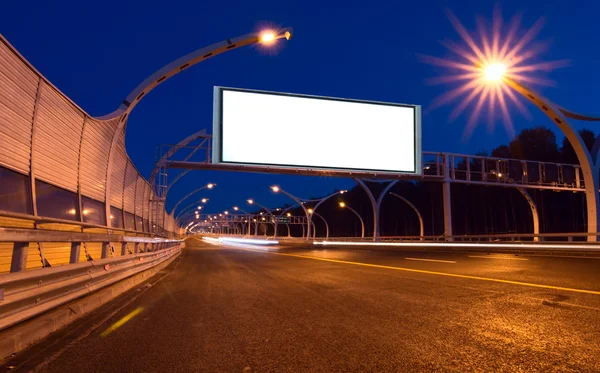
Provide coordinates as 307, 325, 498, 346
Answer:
0, 35, 177, 238
0, 226, 183, 331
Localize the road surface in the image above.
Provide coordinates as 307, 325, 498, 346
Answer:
8, 238, 600, 372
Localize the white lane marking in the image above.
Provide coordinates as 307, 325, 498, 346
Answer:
468, 255, 529, 261
405, 257, 456, 264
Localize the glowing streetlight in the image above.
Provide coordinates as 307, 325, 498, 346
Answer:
484, 63, 507, 82
421, 8, 600, 242
224, 211, 229, 215
260, 32, 276, 44
259, 29, 291, 45
286, 212, 291, 217
247, 199, 254, 204
201, 198, 208, 203
338, 201, 365, 238
233, 206, 239, 211
307, 208, 313, 214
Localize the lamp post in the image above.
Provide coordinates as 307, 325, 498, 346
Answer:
103, 28, 292, 228
426, 11, 600, 241
271, 186, 346, 240
339, 202, 365, 238
233, 206, 251, 236
309, 209, 330, 239
388, 192, 424, 240
170, 183, 215, 216
247, 199, 276, 236
175, 197, 209, 221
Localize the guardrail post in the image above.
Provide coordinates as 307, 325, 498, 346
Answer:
101, 242, 110, 259
134, 243, 140, 253
121, 243, 128, 256
144, 243, 149, 252
70, 242, 81, 264
10, 242, 29, 273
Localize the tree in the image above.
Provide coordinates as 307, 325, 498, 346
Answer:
509, 127, 560, 162
560, 129, 596, 164
491, 145, 511, 158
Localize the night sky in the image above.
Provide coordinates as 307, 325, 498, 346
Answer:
3, 0, 599, 216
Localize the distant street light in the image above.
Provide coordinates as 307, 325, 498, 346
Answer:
271, 186, 346, 240
171, 183, 216, 215
339, 201, 365, 238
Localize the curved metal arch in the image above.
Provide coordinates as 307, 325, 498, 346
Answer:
150, 129, 209, 185
99, 28, 292, 121
170, 184, 214, 215
341, 203, 365, 238
103, 28, 291, 228
354, 179, 398, 239
389, 192, 424, 240
558, 108, 600, 164
516, 188, 540, 242
505, 78, 599, 241
311, 211, 329, 239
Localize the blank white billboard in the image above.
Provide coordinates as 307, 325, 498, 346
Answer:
212, 87, 421, 175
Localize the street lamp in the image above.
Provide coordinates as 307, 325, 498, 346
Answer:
339, 202, 365, 238
170, 183, 216, 215
424, 9, 600, 241
246, 199, 276, 236
234, 206, 252, 236
271, 186, 347, 240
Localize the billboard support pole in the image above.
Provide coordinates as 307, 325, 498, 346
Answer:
354, 179, 398, 241
442, 154, 453, 241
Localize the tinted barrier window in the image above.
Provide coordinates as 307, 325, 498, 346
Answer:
124, 211, 136, 230
0, 166, 31, 214
110, 206, 124, 228
36, 180, 79, 221
136, 215, 144, 231
82, 197, 106, 225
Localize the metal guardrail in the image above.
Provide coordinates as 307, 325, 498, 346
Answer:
0, 227, 184, 331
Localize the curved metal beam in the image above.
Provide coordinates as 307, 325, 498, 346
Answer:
516, 188, 540, 242
275, 189, 311, 240
389, 192, 424, 240
505, 78, 599, 241
311, 211, 329, 239
103, 29, 291, 230
341, 204, 365, 238
559, 108, 600, 165
99, 29, 292, 121
170, 184, 214, 215
150, 129, 208, 185
354, 179, 398, 240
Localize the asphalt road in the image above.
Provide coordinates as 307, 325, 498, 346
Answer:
10, 238, 600, 372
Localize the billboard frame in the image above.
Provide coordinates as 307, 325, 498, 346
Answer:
212, 86, 422, 176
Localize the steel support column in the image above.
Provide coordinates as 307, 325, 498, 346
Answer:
442, 155, 453, 240
517, 188, 540, 242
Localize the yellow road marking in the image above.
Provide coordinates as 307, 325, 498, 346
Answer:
100, 307, 144, 338
405, 257, 456, 264
468, 255, 529, 261
242, 249, 600, 296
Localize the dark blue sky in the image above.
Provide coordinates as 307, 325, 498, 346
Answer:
3, 0, 599, 216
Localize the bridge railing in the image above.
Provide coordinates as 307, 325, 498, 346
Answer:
423, 152, 584, 191
0, 225, 183, 331
0, 210, 184, 274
